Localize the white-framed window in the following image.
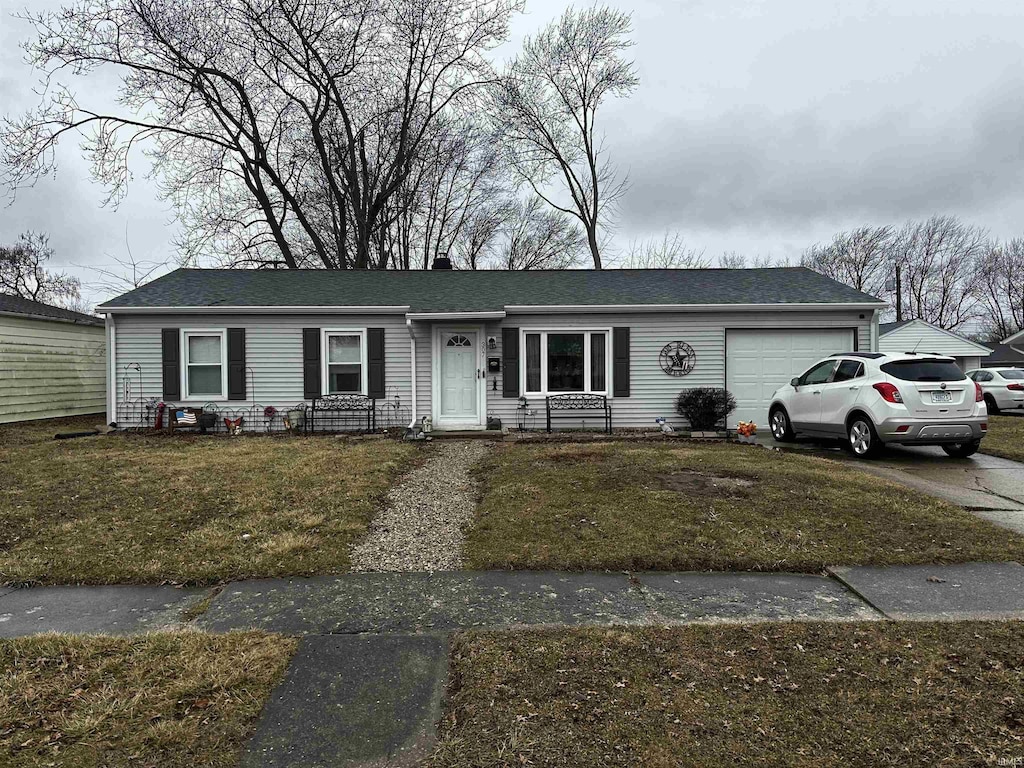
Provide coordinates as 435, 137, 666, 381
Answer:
322, 329, 367, 395
521, 329, 611, 396
182, 329, 227, 400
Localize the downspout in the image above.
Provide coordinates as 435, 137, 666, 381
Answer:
407, 317, 417, 428
870, 309, 880, 353
106, 313, 116, 426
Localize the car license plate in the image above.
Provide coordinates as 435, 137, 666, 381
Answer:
931, 391, 952, 403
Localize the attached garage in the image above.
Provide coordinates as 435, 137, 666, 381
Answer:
726, 328, 856, 428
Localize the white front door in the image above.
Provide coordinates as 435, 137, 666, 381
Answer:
438, 330, 479, 424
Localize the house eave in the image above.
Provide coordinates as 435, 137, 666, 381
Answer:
405, 310, 507, 321
95, 305, 412, 315
502, 302, 888, 314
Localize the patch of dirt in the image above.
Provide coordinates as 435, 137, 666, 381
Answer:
545, 445, 611, 463
658, 470, 757, 498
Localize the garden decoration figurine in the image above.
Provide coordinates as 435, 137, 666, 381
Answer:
655, 417, 675, 434
264, 405, 278, 430
224, 417, 244, 436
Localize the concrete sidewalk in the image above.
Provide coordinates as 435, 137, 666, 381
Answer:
3, 564, 1024, 638
3, 565, 1024, 768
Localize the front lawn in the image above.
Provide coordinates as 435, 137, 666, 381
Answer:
0, 417, 418, 585
0, 631, 295, 768
465, 441, 1024, 571
983, 415, 1024, 463
429, 622, 1024, 767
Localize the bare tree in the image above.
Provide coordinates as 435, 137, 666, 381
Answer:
618, 232, 710, 268
3, 0, 522, 271
493, 5, 638, 269
717, 251, 747, 269
973, 238, 1024, 340
891, 216, 986, 330
801, 226, 893, 295
0, 232, 82, 307
492, 196, 586, 270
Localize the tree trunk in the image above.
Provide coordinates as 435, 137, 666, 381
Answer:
587, 225, 602, 270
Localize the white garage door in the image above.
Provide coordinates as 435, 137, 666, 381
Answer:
726, 329, 856, 428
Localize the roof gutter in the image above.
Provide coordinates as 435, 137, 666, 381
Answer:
503, 302, 889, 314
405, 310, 506, 321
95, 305, 412, 315
0, 309, 103, 326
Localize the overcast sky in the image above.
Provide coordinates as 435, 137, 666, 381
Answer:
3, 0, 1024, 308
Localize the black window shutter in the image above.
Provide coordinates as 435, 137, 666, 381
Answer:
227, 328, 246, 401
161, 328, 180, 400
302, 328, 321, 400
613, 327, 630, 397
502, 327, 519, 397
367, 328, 385, 399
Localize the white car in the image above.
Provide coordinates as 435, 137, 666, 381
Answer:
966, 367, 1024, 413
768, 352, 988, 458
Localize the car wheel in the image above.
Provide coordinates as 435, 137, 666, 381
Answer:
847, 417, 882, 458
942, 440, 981, 458
984, 394, 1000, 415
769, 407, 795, 442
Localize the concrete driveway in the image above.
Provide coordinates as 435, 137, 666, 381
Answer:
760, 436, 1024, 535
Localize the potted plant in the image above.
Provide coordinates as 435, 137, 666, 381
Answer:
675, 387, 737, 437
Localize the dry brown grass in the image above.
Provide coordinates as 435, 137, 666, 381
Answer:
0, 417, 419, 585
465, 440, 1024, 571
983, 415, 1024, 463
430, 622, 1024, 768
0, 630, 296, 768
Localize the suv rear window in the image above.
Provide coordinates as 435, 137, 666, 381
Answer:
1001, 369, 1024, 380
881, 360, 966, 382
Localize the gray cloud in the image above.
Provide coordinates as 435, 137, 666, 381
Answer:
3, 0, 1024, 298
616, 80, 1024, 231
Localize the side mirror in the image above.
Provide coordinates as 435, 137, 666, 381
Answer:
790, 377, 800, 387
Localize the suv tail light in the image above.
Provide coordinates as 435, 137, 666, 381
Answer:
873, 382, 904, 403
976, 382, 984, 401
1008, 383, 1024, 391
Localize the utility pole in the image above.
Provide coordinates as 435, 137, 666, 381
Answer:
895, 265, 903, 322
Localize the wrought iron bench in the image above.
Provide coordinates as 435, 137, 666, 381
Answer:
306, 394, 377, 433
545, 394, 611, 433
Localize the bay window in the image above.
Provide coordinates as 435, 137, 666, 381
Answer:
183, 330, 226, 399
522, 330, 610, 395
322, 329, 367, 395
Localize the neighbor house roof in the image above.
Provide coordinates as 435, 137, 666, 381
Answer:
983, 342, 1024, 367
96, 267, 885, 314
0, 293, 103, 326
877, 318, 992, 357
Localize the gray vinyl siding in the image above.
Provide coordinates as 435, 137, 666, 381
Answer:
112, 308, 870, 431
113, 314, 412, 424
484, 310, 871, 430
0, 315, 106, 423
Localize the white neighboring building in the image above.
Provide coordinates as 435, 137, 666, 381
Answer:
878, 319, 992, 372
0, 295, 106, 423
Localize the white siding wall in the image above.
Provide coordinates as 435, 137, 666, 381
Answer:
0, 315, 106, 423
878, 322, 991, 363
113, 309, 871, 431
114, 314, 412, 425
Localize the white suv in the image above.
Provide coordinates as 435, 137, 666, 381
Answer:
966, 367, 1024, 413
768, 352, 988, 458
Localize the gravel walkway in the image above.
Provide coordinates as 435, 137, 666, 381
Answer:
349, 441, 491, 572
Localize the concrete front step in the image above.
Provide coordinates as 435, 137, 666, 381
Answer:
427, 429, 505, 439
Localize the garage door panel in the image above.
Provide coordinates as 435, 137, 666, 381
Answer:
726, 329, 855, 429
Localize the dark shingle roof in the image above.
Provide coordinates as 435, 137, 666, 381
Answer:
0, 294, 103, 325
97, 267, 884, 312
879, 320, 913, 335
983, 342, 1024, 366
